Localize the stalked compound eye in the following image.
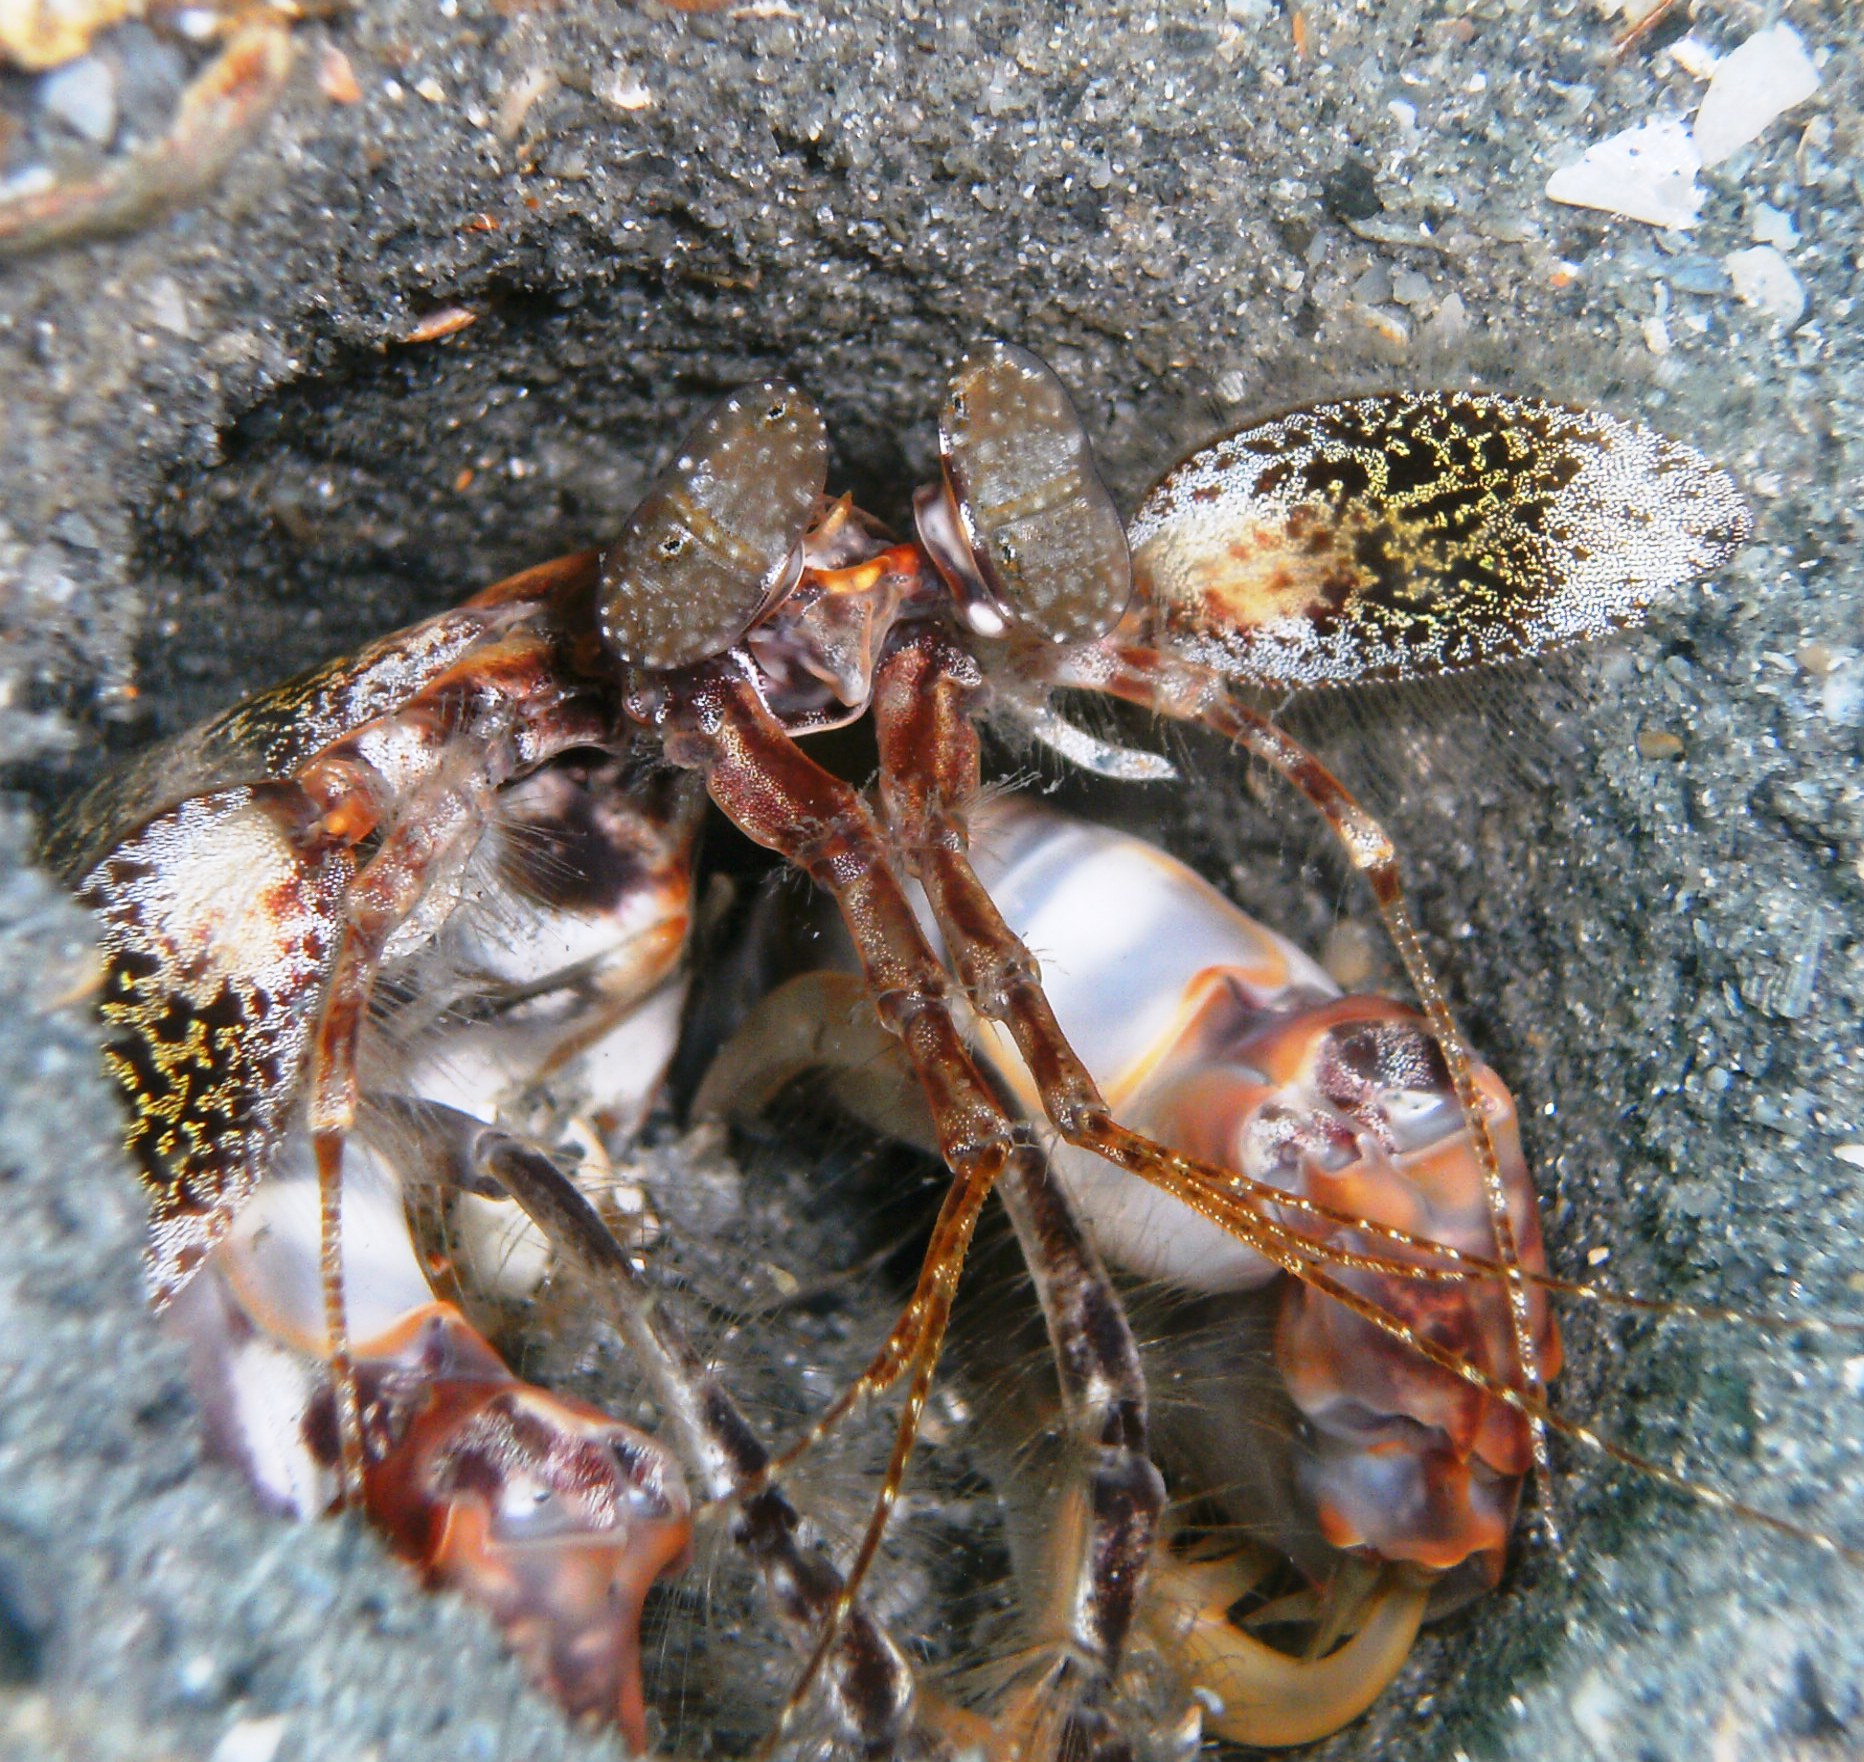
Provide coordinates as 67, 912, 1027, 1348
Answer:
598, 380, 829, 671
1126, 391, 1753, 689
929, 341, 1132, 645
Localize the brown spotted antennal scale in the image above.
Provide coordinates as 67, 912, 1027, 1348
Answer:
1125, 391, 1752, 687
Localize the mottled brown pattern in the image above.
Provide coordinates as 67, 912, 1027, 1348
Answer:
82, 785, 353, 1302
1127, 390, 1751, 687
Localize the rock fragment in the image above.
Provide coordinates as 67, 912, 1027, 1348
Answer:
1724, 245, 1806, 327
40, 55, 117, 146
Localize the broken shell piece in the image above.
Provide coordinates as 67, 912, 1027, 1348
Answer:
1, 0, 137, 71
1666, 36, 1720, 83
1692, 23, 1821, 169
1546, 115, 1704, 230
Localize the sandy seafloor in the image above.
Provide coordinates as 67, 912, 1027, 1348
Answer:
1, 2, 1860, 1759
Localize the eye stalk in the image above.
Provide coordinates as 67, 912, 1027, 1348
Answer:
918, 341, 1133, 645
599, 380, 829, 671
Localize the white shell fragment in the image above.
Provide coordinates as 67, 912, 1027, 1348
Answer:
1546, 116, 1704, 230
1692, 24, 1821, 169
40, 55, 118, 147
1724, 246, 1807, 328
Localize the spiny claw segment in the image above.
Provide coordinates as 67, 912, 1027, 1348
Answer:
1143, 1548, 1429, 1749
354, 1304, 693, 1753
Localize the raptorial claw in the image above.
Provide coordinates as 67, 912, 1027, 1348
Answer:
175, 1228, 694, 1755
353, 1305, 694, 1753
1142, 1546, 1429, 1749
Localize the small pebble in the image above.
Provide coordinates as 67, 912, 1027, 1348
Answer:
1666, 35, 1719, 82
1796, 642, 1834, 677
1748, 202, 1799, 249
496, 65, 555, 140
318, 45, 362, 105
1637, 728, 1686, 761
39, 56, 117, 147
209, 1718, 287, 1762
1724, 245, 1806, 327
401, 306, 477, 344
1212, 367, 1251, 405
1422, 290, 1468, 347
1321, 920, 1378, 990
1322, 155, 1382, 223
144, 276, 192, 337
1349, 262, 1391, 305
176, 1651, 222, 1699
1817, 660, 1864, 728
596, 66, 653, 112
1389, 265, 1431, 305
51, 511, 99, 551
171, 6, 222, 44
1353, 304, 1411, 350
1665, 256, 1729, 295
